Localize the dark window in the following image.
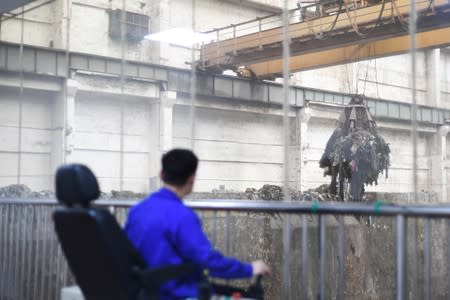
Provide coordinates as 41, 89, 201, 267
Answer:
109, 9, 149, 41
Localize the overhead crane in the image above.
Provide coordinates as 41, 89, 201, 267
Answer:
199, 0, 450, 79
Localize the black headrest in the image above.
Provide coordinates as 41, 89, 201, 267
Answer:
55, 164, 100, 207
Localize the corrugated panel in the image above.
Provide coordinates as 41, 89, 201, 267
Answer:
139, 65, 154, 79
88, 58, 106, 73
399, 104, 411, 120
106, 60, 121, 75
70, 55, 88, 70
154, 68, 167, 81
22, 48, 35, 73
251, 82, 269, 102
388, 103, 400, 118
36, 50, 56, 75
233, 80, 251, 99
56, 53, 67, 77
6, 46, 21, 71
268, 85, 282, 103
214, 77, 233, 98
296, 88, 304, 106
125, 63, 138, 77
0, 45, 6, 68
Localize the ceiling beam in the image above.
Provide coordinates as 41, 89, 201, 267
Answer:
220, 0, 283, 14
0, 0, 38, 14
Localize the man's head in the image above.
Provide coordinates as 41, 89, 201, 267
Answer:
161, 149, 198, 195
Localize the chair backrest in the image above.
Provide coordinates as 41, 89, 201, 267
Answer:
53, 164, 147, 300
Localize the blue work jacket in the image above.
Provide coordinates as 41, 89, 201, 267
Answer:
124, 188, 253, 299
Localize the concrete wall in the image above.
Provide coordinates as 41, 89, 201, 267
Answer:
0, 72, 447, 198
0, 0, 274, 67
173, 104, 285, 191
442, 51, 450, 104
71, 94, 151, 192
0, 87, 54, 190
293, 52, 430, 106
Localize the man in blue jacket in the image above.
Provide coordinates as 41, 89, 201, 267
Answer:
125, 148, 270, 299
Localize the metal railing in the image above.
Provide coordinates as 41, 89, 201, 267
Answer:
1, 198, 450, 299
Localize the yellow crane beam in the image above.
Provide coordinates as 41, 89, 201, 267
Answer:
200, 0, 450, 77
248, 27, 450, 77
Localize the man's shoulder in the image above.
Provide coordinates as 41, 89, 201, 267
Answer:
132, 189, 191, 213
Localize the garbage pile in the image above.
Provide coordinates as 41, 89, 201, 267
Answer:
0, 184, 54, 198
244, 184, 335, 201
0, 183, 147, 200
108, 190, 147, 199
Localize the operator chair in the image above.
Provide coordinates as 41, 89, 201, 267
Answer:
52, 163, 197, 300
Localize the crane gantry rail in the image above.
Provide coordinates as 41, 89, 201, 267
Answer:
199, 0, 450, 79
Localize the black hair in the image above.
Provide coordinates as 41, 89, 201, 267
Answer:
161, 149, 198, 186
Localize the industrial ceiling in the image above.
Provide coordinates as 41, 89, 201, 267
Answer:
0, 0, 39, 14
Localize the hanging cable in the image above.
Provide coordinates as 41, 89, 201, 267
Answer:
344, 0, 387, 37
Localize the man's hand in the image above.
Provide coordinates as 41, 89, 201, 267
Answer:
251, 260, 271, 276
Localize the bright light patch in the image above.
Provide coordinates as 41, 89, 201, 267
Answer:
144, 28, 216, 47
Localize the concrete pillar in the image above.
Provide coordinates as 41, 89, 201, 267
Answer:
429, 125, 449, 202
65, 79, 77, 162
295, 106, 311, 192
50, 78, 77, 186
52, 0, 72, 49
150, 0, 171, 64
439, 125, 449, 202
146, 91, 175, 191
159, 91, 175, 153
148, 101, 162, 192
426, 49, 441, 106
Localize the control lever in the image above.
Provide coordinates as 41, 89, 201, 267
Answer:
246, 275, 264, 300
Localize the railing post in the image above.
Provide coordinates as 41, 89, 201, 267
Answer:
319, 215, 326, 300
258, 18, 262, 50
301, 214, 309, 300
424, 217, 431, 300
226, 210, 232, 255
232, 25, 237, 55
338, 215, 345, 300
396, 214, 406, 300
283, 214, 292, 300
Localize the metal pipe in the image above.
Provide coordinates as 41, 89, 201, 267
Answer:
119, 0, 126, 191
62, 0, 72, 164
409, 0, 419, 295
14, 203, 24, 299
424, 217, 431, 300
283, 214, 292, 300
17, 6, 24, 185
40, 206, 49, 300
33, 205, 41, 300
226, 210, 231, 255
301, 214, 308, 300
282, 0, 291, 203
338, 215, 345, 300
0, 205, 6, 296
19, 204, 27, 299
5, 204, 13, 299
319, 215, 326, 300
26, 204, 35, 300
189, 0, 197, 150
396, 215, 406, 300
212, 210, 217, 244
